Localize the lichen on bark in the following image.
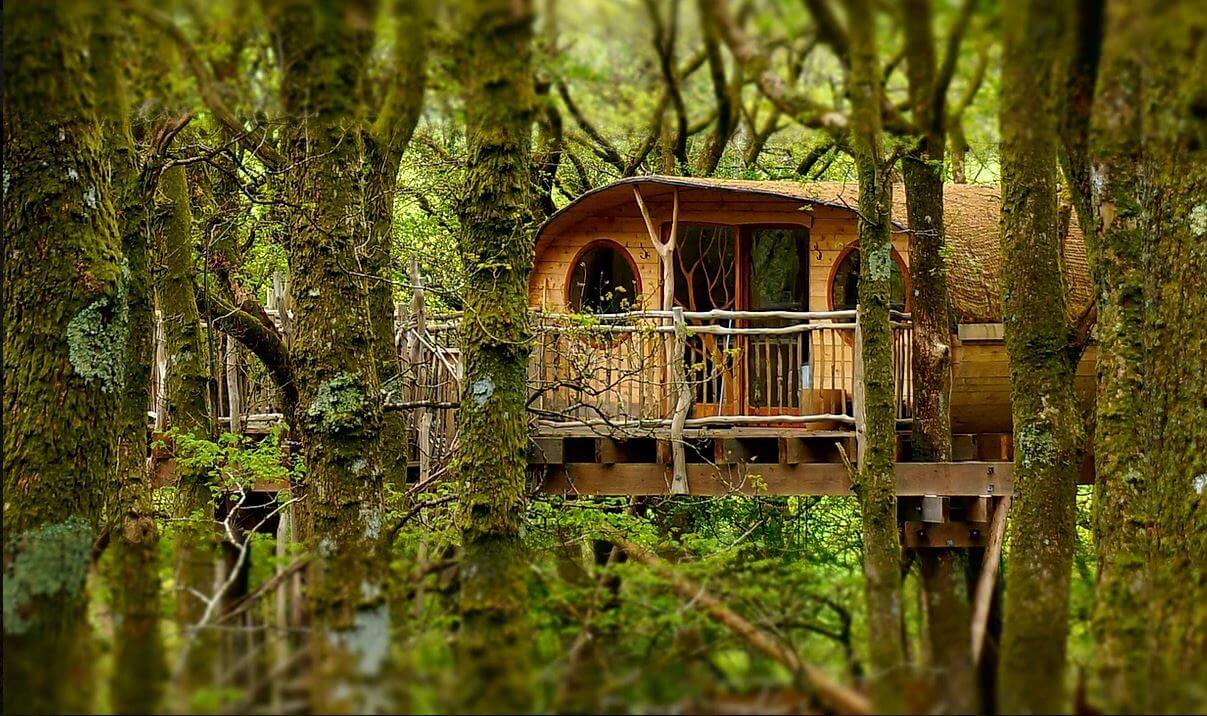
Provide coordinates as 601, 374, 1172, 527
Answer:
3, 0, 127, 710
264, 0, 393, 708
91, 3, 168, 709
996, 1, 1085, 711
453, 0, 539, 710
845, 0, 908, 710
2, 517, 95, 636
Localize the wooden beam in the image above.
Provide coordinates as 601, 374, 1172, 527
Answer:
717, 438, 755, 464
952, 434, 978, 461
902, 520, 988, 549
528, 437, 565, 465
965, 496, 991, 522
534, 461, 1012, 497
971, 496, 1011, 664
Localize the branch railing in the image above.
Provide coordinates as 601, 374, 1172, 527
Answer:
398, 307, 914, 435
146, 271, 915, 467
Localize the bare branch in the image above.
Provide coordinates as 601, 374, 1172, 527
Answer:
125, 3, 287, 169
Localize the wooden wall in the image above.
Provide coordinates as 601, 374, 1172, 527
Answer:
529, 188, 911, 312
951, 342, 1097, 433
529, 186, 1097, 434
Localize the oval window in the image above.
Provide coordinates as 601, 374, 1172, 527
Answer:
568, 242, 639, 314
830, 246, 907, 311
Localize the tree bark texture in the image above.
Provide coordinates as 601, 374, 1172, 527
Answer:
92, 5, 167, 711
1078, 1, 1149, 710
2, 1, 125, 711
1125, 3, 1207, 710
899, 4, 973, 712
455, 0, 538, 711
997, 1, 1084, 711
845, 0, 908, 710
267, 0, 391, 709
365, 0, 428, 487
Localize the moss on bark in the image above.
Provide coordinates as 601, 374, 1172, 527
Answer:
997, 1, 1084, 711
2, 0, 126, 710
899, 7, 973, 710
1132, 3, 1207, 709
454, 0, 538, 711
845, 0, 908, 710
265, 0, 393, 709
92, 4, 167, 711
1080, 2, 1149, 709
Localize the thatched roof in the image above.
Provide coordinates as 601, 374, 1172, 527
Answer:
536, 176, 1092, 325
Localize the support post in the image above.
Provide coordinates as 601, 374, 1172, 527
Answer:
852, 312, 866, 466
971, 495, 1011, 664
272, 271, 291, 346
154, 311, 169, 431
669, 306, 691, 494
226, 336, 243, 434
409, 258, 431, 482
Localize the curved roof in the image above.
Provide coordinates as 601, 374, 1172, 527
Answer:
536, 176, 1091, 325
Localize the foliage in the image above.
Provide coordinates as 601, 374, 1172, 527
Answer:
155, 426, 302, 493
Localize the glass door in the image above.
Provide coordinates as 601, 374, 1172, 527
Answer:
744, 226, 808, 414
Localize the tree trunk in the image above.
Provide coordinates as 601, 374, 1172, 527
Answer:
92, 5, 166, 711
267, 0, 391, 709
158, 161, 225, 703
365, 0, 428, 488
845, 0, 908, 710
1131, 3, 1207, 710
2, 1, 125, 711
455, 0, 538, 711
899, 3, 973, 712
159, 163, 213, 434
1073, 1, 1150, 710
997, 1, 1084, 711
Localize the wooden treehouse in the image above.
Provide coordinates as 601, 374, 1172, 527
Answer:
149, 177, 1097, 550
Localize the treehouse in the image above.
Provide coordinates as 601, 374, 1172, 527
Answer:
397, 176, 1097, 505
157, 176, 1098, 522
524, 176, 1094, 430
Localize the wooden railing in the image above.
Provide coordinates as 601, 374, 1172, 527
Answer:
146, 272, 914, 457
398, 308, 914, 432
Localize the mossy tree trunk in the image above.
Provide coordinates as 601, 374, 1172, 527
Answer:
2, 1, 126, 711
364, 0, 429, 487
1141, 3, 1207, 702
92, 5, 167, 712
899, 3, 973, 712
159, 162, 213, 435
997, 0, 1084, 711
265, 0, 392, 709
455, 0, 538, 711
158, 161, 226, 703
899, 0, 956, 687
900, 0, 954, 466
1063, 1, 1153, 710
845, 0, 908, 710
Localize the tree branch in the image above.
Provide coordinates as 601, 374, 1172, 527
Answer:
126, 3, 286, 170
606, 527, 873, 715
198, 286, 297, 413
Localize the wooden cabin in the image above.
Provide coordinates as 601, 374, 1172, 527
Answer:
526, 176, 1096, 438
157, 176, 1098, 510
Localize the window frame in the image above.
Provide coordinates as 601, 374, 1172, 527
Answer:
563, 238, 644, 314
825, 240, 912, 313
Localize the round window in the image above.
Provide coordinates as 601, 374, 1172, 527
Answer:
830, 246, 907, 312
567, 242, 639, 314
